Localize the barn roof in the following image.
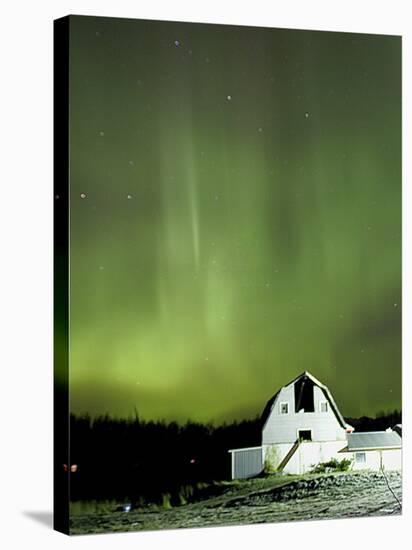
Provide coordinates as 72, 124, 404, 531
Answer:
261, 371, 347, 430
343, 431, 402, 451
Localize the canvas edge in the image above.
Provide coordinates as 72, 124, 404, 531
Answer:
53, 14, 71, 536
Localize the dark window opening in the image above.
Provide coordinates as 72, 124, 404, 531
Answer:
294, 376, 315, 412
298, 430, 312, 441
280, 402, 289, 414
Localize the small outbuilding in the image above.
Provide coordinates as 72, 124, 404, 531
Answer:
338, 430, 402, 471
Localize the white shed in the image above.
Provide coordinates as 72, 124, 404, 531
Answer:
338, 430, 402, 471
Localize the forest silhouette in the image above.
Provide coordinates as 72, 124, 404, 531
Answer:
68, 410, 401, 505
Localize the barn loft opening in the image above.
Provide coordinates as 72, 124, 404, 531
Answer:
294, 376, 315, 413
298, 429, 312, 441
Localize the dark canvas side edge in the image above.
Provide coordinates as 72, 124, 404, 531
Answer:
53, 15, 70, 536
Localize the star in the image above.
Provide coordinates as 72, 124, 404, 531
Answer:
304, 112, 310, 119
80, 193, 87, 199
226, 95, 232, 101
127, 194, 133, 200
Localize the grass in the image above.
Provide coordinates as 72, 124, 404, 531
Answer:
70, 499, 120, 516
70, 469, 369, 517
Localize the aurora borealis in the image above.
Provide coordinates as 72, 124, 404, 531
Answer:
65, 16, 401, 422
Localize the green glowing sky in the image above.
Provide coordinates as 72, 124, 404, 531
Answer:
65, 16, 401, 422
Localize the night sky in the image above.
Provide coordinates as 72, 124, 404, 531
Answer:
65, 16, 401, 422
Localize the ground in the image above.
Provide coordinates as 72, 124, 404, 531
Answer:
70, 470, 402, 535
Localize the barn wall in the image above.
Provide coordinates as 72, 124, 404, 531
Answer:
263, 442, 296, 471
348, 449, 401, 471
262, 384, 346, 444
230, 447, 263, 479
383, 449, 402, 470
264, 441, 348, 474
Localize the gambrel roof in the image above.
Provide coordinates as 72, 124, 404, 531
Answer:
261, 371, 348, 430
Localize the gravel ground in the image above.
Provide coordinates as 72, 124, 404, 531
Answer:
70, 471, 402, 535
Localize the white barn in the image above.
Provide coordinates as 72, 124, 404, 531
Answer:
229, 371, 401, 478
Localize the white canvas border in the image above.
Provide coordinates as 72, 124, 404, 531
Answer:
0, 1, 410, 549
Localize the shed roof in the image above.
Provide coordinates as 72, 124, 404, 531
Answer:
344, 431, 401, 451
261, 371, 347, 430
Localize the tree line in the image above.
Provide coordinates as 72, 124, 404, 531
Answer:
68, 409, 401, 504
